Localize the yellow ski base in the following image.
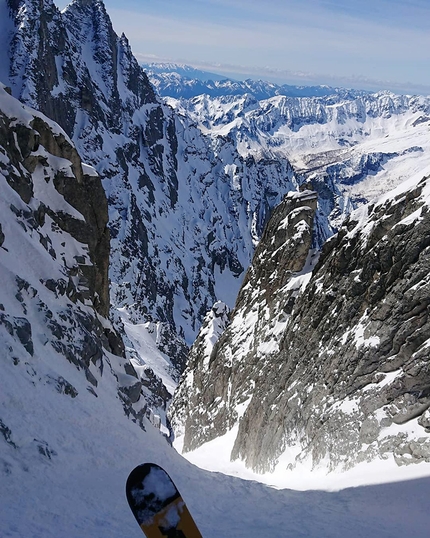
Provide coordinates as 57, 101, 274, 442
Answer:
140, 495, 202, 538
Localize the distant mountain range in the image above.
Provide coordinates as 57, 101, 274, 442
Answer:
142, 62, 370, 100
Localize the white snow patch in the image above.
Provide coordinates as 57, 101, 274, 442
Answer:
118, 308, 177, 395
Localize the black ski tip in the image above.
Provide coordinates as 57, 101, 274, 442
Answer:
126, 463, 180, 526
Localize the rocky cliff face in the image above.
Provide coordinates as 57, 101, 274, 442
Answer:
0, 83, 109, 317
6, 0, 156, 136
0, 84, 145, 427
172, 168, 430, 472
170, 189, 319, 451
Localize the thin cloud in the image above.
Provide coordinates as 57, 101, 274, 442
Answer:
138, 54, 430, 95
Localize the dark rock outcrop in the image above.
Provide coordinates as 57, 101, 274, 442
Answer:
0, 96, 110, 317
171, 190, 318, 452
0, 86, 150, 426
172, 173, 430, 472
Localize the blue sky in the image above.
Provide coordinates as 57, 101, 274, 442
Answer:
58, 0, 430, 94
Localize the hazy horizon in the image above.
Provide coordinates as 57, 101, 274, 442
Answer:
56, 0, 430, 95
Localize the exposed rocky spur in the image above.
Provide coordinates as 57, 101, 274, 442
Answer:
170, 189, 319, 453
0, 84, 145, 429
172, 169, 430, 473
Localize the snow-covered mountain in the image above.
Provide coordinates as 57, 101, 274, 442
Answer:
0, 0, 302, 407
157, 45, 430, 480
2, 0, 430, 442
2, 0, 430, 456
3, 81, 430, 538
2, 1, 430, 535
3, 1, 429, 391
167, 91, 430, 246
143, 62, 369, 100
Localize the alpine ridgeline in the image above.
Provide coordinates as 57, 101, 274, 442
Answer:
143, 62, 369, 100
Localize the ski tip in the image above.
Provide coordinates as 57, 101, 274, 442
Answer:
126, 463, 162, 491
126, 463, 180, 526
126, 463, 203, 537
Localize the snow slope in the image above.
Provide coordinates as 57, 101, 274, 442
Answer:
2, 377, 430, 538
2, 339, 430, 538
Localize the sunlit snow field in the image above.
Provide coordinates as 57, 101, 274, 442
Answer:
175, 425, 430, 488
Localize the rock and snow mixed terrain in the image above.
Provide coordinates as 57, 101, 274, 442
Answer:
2, 0, 430, 409
165, 69, 430, 476
0, 1, 309, 409
172, 166, 430, 473
1, 68, 427, 538
1, 1, 430, 536
167, 90, 430, 246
